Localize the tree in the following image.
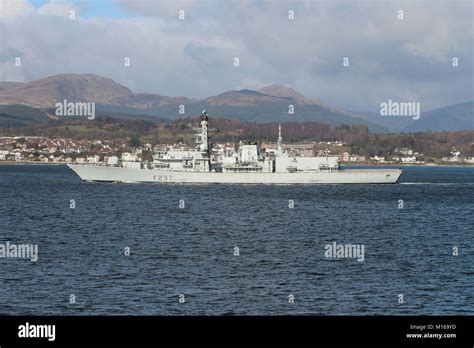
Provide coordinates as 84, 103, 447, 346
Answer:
128, 136, 141, 148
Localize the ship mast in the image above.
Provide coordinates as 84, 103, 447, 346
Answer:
199, 110, 209, 154
196, 110, 211, 172
277, 123, 283, 155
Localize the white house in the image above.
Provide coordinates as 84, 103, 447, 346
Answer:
371, 155, 385, 163
401, 156, 417, 163
0, 150, 8, 160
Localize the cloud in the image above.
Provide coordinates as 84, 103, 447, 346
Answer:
38, 0, 78, 17
0, 0, 472, 111
0, 0, 34, 21
114, 0, 202, 18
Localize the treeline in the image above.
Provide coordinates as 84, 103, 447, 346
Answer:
1, 117, 156, 140
175, 117, 474, 157
349, 131, 474, 157
1, 116, 473, 158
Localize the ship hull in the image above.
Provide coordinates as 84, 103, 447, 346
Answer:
68, 164, 402, 184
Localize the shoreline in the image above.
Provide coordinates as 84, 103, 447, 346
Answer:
0, 161, 65, 165
1, 160, 473, 167
343, 163, 474, 167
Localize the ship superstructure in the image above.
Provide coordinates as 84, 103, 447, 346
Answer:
152, 112, 211, 173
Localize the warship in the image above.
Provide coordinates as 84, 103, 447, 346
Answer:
68, 111, 402, 184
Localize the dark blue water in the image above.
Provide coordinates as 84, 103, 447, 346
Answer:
0, 164, 473, 315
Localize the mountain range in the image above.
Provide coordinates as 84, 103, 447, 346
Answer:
353, 101, 474, 132
0, 73, 471, 133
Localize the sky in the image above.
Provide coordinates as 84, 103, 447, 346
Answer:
0, 0, 473, 111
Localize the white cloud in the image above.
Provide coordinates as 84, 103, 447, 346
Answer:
115, 0, 201, 18
0, 0, 34, 21
38, 0, 78, 17
0, 0, 472, 111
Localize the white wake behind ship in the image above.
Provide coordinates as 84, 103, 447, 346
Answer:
68, 111, 401, 184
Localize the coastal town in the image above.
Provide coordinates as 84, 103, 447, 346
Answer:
1, 136, 473, 165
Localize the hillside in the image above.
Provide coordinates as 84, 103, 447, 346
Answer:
403, 101, 474, 132
1, 73, 471, 133
0, 82, 26, 92
0, 73, 385, 131
352, 101, 474, 132
0, 74, 133, 108
0, 105, 50, 128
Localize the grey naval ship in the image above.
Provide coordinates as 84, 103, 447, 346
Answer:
68, 111, 402, 184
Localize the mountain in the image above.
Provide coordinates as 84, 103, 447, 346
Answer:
180, 89, 383, 131
403, 101, 474, 132
191, 87, 385, 130
111, 93, 191, 109
257, 84, 358, 113
1, 74, 471, 133
0, 73, 191, 127
0, 73, 192, 110
205, 89, 280, 106
350, 110, 414, 132
258, 85, 315, 104
0, 73, 385, 131
351, 101, 474, 132
0, 82, 26, 92
0, 74, 133, 108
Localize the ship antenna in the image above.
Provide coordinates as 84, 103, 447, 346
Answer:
277, 123, 283, 155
